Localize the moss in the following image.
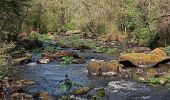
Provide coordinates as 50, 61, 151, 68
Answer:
119, 53, 163, 64
150, 48, 167, 58
12, 53, 32, 64
97, 88, 105, 97
73, 87, 90, 95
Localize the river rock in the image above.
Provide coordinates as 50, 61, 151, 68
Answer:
36, 92, 49, 100
72, 57, 86, 64
145, 68, 159, 78
15, 80, 34, 86
131, 46, 151, 53
73, 87, 90, 95
119, 48, 170, 67
37, 58, 50, 64
11, 93, 33, 100
86, 60, 121, 75
150, 48, 167, 57
11, 52, 32, 65
43, 50, 79, 59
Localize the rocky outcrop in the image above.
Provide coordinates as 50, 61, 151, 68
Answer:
119, 48, 170, 67
86, 60, 121, 75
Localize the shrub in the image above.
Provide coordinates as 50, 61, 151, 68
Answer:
27, 31, 40, 41
0, 42, 15, 79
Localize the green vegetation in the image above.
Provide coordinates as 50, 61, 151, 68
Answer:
57, 35, 82, 48
91, 88, 106, 100
0, 42, 15, 79
165, 46, 170, 55
61, 56, 74, 64
1, 0, 170, 47
144, 77, 170, 85
27, 31, 53, 43
93, 46, 117, 54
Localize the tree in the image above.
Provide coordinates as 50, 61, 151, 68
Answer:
0, 0, 30, 41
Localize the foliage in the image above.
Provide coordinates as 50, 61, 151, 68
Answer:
27, 31, 40, 41
91, 88, 106, 100
55, 74, 83, 95
57, 35, 82, 48
63, 23, 76, 31
27, 31, 53, 43
145, 77, 161, 84
0, 0, 30, 41
93, 46, 117, 54
0, 42, 15, 79
165, 46, 170, 55
61, 56, 74, 64
145, 77, 170, 85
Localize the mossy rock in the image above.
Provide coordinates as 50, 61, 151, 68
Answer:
150, 48, 167, 58
86, 60, 121, 75
38, 92, 49, 100
11, 93, 33, 100
73, 87, 90, 95
12, 53, 32, 64
119, 48, 170, 67
15, 79, 34, 86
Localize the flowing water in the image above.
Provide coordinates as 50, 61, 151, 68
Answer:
14, 49, 170, 100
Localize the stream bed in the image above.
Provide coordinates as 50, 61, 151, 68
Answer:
13, 50, 170, 100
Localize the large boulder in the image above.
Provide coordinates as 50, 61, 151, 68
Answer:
119, 48, 170, 67
86, 60, 121, 75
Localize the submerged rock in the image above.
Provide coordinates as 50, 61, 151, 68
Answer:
119, 48, 170, 67
86, 60, 121, 75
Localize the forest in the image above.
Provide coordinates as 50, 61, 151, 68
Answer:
0, 0, 170, 99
